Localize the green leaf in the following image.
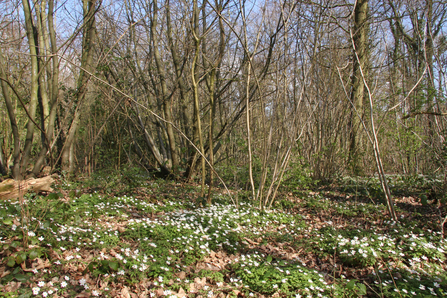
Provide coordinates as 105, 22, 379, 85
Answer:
346, 279, 356, 290
14, 274, 29, 282
357, 283, 367, 295
28, 249, 39, 260
264, 270, 272, 278
16, 253, 26, 264
12, 267, 21, 274
109, 261, 119, 271
2, 218, 13, 225
420, 195, 428, 205
7, 257, 16, 267
75, 215, 82, 223
88, 261, 98, 272
266, 255, 272, 263
2, 274, 14, 282
30, 238, 39, 246
47, 193, 60, 200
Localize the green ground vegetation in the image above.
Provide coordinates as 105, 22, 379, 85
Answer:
0, 173, 446, 297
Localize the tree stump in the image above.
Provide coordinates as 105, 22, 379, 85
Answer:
0, 176, 55, 200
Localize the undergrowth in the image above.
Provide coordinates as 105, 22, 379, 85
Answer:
0, 174, 446, 297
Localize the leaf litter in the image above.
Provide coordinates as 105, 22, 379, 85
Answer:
0, 179, 446, 297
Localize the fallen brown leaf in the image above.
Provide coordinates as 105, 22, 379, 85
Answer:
21, 257, 51, 272
176, 287, 187, 297
121, 286, 131, 298
175, 271, 186, 279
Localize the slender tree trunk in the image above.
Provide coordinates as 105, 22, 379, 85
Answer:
132, 101, 171, 175
33, 0, 59, 175
424, 0, 436, 166
36, 0, 50, 135
21, 0, 40, 174
349, 18, 398, 222
245, 57, 256, 202
0, 141, 6, 176
192, 0, 206, 197
61, 0, 99, 174
203, 1, 225, 203
348, 0, 369, 174
151, 0, 177, 173
0, 48, 21, 178
166, 0, 194, 178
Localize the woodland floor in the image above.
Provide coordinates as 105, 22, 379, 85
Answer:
0, 172, 446, 298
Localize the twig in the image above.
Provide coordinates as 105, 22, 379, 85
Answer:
442, 214, 447, 239
403, 111, 447, 119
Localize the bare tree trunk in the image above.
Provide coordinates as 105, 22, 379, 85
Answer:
166, 0, 194, 178
132, 101, 171, 175
33, 0, 60, 175
61, 0, 100, 174
203, 0, 226, 204
340, 27, 399, 221
239, 3, 257, 202
36, 0, 50, 135
245, 58, 256, 201
0, 48, 21, 178
151, 0, 177, 173
21, 0, 40, 174
192, 0, 206, 197
0, 142, 6, 176
348, 0, 369, 174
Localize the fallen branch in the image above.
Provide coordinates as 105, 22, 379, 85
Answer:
0, 176, 55, 200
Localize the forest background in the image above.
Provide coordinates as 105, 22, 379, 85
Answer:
2, 1, 447, 297
1, 0, 447, 213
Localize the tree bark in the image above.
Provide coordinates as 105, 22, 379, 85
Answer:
0, 48, 21, 178
151, 0, 178, 173
166, 0, 195, 178
132, 102, 171, 176
33, 0, 60, 175
61, 0, 100, 174
0, 176, 54, 200
192, 0, 206, 196
348, 0, 369, 174
21, 0, 40, 175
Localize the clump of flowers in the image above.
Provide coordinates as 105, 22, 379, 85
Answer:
230, 253, 331, 296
